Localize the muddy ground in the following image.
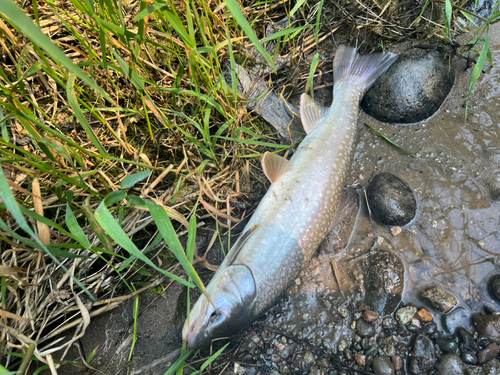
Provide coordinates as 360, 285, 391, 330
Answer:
49, 20, 500, 375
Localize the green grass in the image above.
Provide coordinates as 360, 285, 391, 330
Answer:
0, 0, 498, 372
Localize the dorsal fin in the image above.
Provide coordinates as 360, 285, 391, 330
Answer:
262, 152, 293, 183
300, 93, 329, 134
225, 224, 260, 266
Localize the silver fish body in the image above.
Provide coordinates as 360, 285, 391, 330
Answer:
183, 46, 398, 349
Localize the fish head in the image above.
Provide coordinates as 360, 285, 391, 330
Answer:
182, 264, 256, 349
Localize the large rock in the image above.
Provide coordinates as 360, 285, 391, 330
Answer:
473, 314, 500, 344
409, 334, 436, 374
361, 48, 455, 123
364, 250, 405, 316
366, 173, 417, 227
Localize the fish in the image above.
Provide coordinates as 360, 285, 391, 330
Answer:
182, 45, 398, 349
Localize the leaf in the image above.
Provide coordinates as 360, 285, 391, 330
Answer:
112, 51, 145, 90
224, 0, 274, 69
290, 0, 308, 18
66, 203, 91, 249
261, 25, 312, 43
466, 26, 490, 119
445, 0, 453, 39
104, 190, 128, 206
364, 123, 417, 158
0, 0, 111, 102
306, 53, 320, 98
94, 201, 195, 288
133, 3, 167, 21
121, 170, 151, 189
460, 10, 478, 26
67, 74, 109, 156
144, 200, 213, 304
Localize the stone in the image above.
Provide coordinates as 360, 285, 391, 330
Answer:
355, 353, 366, 367
437, 354, 467, 375
303, 350, 315, 365
421, 285, 458, 314
461, 351, 478, 365
436, 337, 459, 353
383, 317, 397, 330
473, 314, 500, 344
487, 274, 500, 302
363, 310, 380, 322
366, 173, 417, 227
361, 48, 455, 123
356, 318, 376, 337
481, 360, 500, 375
396, 306, 417, 325
409, 334, 436, 374
477, 343, 500, 364
364, 250, 405, 316
415, 308, 434, 323
392, 354, 403, 371
373, 355, 395, 375
457, 327, 479, 352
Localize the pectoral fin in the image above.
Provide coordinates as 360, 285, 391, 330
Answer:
262, 152, 293, 183
300, 93, 329, 134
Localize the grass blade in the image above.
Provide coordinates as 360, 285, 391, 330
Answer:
364, 123, 417, 158
306, 53, 320, 98
94, 200, 195, 288
67, 74, 109, 156
0, 0, 111, 102
466, 26, 490, 119
224, 0, 274, 69
144, 199, 213, 305
121, 170, 151, 189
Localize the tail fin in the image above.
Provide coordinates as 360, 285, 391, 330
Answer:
333, 45, 398, 93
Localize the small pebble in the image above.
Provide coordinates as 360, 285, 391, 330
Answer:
391, 226, 402, 236
303, 350, 315, 365
436, 337, 459, 353
487, 274, 500, 302
373, 355, 395, 375
396, 306, 417, 325
392, 354, 403, 371
457, 327, 478, 352
461, 351, 478, 365
481, 359, 500, 374
344, 348, 353, 361
383, 344, 396, 357
421, 285, 458, 314
338, 307, 349, 318
356, 318, 376, 337
269, 370, 280, 375
366, 345, 379, 357
364, 310, 380, 322
355, 353, 366, 367
477, 343, 500, 364
271, 354, 281, 362
338, 339, 348, 353
415, 308, 434, 323
317, 358, 329, 368
383, 317, 397, 330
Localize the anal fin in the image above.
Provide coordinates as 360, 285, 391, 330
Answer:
262, 152, 293, 183
300, 93, 329, 134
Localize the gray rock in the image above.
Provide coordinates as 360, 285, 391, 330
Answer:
438, 354, 467, 375
457, 327, 479, 352
473, 314, 500, 344
366, 173, 417, 227
483, 151, 500, 201
421, 285, 458, 314
364, 250, 405, 316
356, 318, 376, 337
436, 337, 459, 353
461, 351, 478, 365
373, 355, 395, 375
487, 274, 500, 302
396, 306, 418, 325
478, 343, 500, 364
481, 360, 500, 375
361, 48, 455, 123
409, 334, 436, 374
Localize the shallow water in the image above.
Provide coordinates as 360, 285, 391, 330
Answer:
347, 44, 500, 328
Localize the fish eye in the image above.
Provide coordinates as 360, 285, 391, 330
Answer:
209, 310, 218, 320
